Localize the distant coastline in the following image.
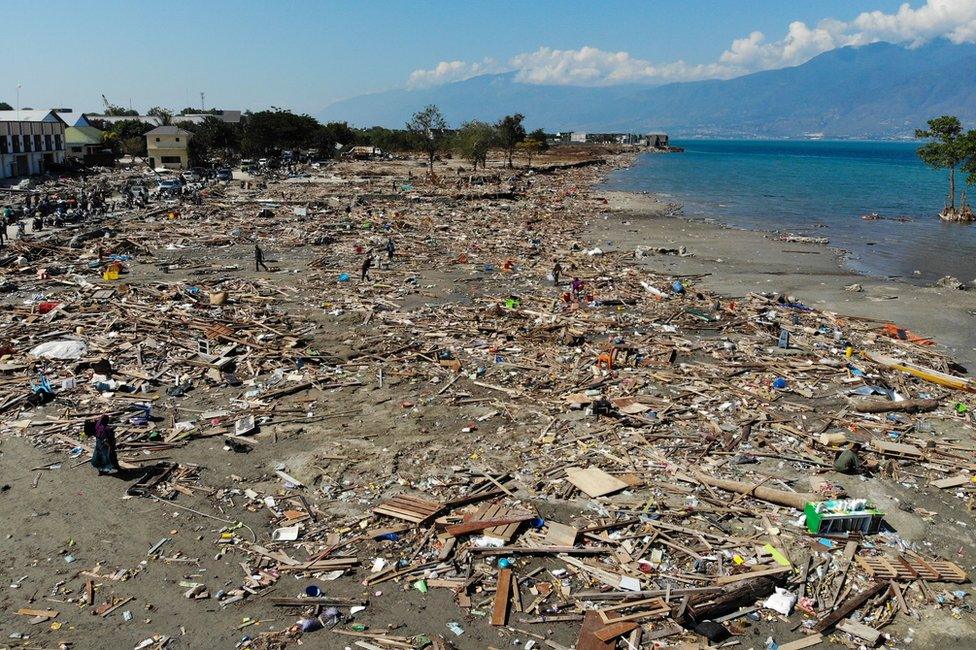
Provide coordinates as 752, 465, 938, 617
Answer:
601, 139, 972, 283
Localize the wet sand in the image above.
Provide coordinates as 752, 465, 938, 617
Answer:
591, 190, 976, 370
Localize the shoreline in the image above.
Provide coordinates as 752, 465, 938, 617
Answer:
587, 180, 976, 370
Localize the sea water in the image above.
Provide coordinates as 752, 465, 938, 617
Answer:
602, 139, 974, 282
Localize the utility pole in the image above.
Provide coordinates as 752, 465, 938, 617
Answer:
200, 92, 205, 111
16, 83, 21, 120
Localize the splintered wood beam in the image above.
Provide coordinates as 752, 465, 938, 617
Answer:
813, 581, 887, 633
491, 568, 512, 626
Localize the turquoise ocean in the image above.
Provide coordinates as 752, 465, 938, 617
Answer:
602, 140, 972, 282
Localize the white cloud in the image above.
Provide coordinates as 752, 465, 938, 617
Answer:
853, 0, 976, 46
406, 0, 976, 88
406, 58, 503, 88
509, 46, 732, 85
719, 20, 853, 70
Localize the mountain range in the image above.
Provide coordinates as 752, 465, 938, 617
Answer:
318, 40, 976, 138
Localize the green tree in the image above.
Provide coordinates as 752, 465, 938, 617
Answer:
104, 104, 139, 116
147, 106, 173, 125
310, 122, 358, 158
358, 126, 416, 152
407, 105, 448, 175
916, 116, 972, 212
243, 109, 319, 155
963, 131, 976, 195
496, 113, 526, 168
100, 130, 119, 152
179, 107, 221, 115
454, 121, 496, 169
0, 101, 12, 110
179, 116, 242, 163
322, 122, 357, 148
100, 119, 153, 157
519, 128, 549, 166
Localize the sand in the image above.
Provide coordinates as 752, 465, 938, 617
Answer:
594, 190, 976, 370
2, 149, 975, 649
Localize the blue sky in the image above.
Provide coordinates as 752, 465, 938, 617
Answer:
2, 0, 967, 116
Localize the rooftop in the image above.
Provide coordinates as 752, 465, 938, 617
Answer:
146, 125, 192, 136
65, 126, 105, 145
0, 109, 67, 124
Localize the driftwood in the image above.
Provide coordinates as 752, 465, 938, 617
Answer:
854, 398, 940, 414
675, 576, 780, 626
692, 473, 815, 510
813, 581, 887, 633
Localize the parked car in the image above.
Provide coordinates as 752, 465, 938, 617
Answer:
158, 178, 182, 193
129, 184, 147, 198
216, 168, 233, 181
183, 170, 201, 182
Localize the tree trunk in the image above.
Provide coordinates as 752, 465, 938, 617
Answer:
950, 166, 957, 210
428, 150, 434, 176
507, 148, 513, 169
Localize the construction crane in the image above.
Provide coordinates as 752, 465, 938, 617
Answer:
101, 94, 112, 112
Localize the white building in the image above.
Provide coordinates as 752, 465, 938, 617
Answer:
178, 110, 242, 125
0, 110, 67, 180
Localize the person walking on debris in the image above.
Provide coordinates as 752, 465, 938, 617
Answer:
361, 253, 373, 281
552, 260, 562, 286
89, 414, 120, 475
571, 277, 583, 300
254, 242, 270, 272
385, 237, 395, 261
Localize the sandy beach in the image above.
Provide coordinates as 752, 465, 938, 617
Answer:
593, 188, 976, 370
2, 148, 976, 649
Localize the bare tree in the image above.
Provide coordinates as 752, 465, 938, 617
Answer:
407, 105, 448, 175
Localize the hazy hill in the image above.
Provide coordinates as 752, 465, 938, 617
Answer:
318, 40, 976, 138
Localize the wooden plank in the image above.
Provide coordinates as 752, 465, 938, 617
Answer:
597, 600, 671, 624
486, 506, 523, 541
836, 620, 882, 645
856, 555, 899, 579
468, 545, 610, 555
544, 521, 579, 546
491, 568, 512, 626
871, 439, 923, 458
565, 466, 627, 498
926, 559, 968, 582
16, 608, 58, 618
373, 495, 443, 523
813, 582, 886, 633
828, 541, 859, 608
778, 634, 823, 650
900, 555, 940, 581
931, 475, 971, 489
593, 621, 638, 642
576, 610, 615, 650
714, 565, 791, 585
446, 513, 535, 537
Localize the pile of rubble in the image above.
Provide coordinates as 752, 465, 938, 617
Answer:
2, 152, 975, 649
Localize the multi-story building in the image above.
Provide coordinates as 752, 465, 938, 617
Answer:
146, 125, 192, 170
0, 110, 67, 179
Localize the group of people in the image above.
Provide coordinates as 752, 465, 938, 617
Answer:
360, 237, 396, 281
1, 187, 112, 249
253, 236, 396, 280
